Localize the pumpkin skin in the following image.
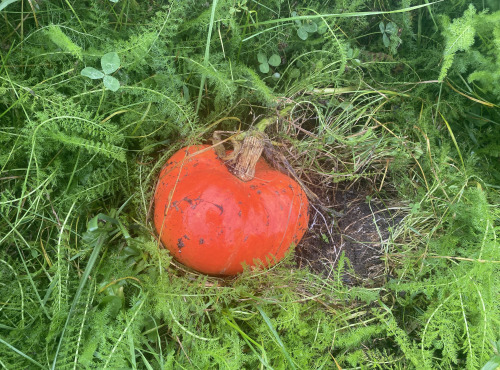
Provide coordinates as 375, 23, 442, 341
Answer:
153, 145, 309, 275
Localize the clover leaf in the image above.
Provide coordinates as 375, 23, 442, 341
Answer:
296, 20, 319, 40
81, 52, 121, 92
380, 21, 398, 48
101, 52, 120, 74
303, 22, 318, 33
258, 52, 267, 64
258, 52, 281, 74
297, 27, 309, 40
81, 67, 104, 79
268, 54, 281, 67
103, 75, 120, 92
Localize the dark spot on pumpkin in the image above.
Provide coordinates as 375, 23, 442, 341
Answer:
257, 190, 261, 194
183, 234, 190, 240
199, 238, 204, 245
243, 236, 249, 242
193, 162, 199, 167
238, 210, 242, 217
275, 191, 280, 195
281, 189, 287, 194
172, 201, 180, 212
250, 185, 257, 190
214, 204, 223, 215
238, 201, 242, 204
186, 197, 202, 209
177, 238, 185, 248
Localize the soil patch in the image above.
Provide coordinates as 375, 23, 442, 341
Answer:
295, 184, 404, 286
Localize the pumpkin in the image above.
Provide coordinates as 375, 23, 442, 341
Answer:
153, 142, 309, 275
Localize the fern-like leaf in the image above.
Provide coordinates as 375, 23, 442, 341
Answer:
45, 25, 83, 61
438, 4, 477, 81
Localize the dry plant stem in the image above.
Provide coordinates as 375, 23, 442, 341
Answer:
227, 132, 266, 181
311, 86, 357, 95
213, 115, 276, 182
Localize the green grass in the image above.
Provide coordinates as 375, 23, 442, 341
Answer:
1, 0, 499, 368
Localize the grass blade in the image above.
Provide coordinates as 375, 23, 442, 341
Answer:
0, 337, 44, 368
51, 213, 105, 370
440, 112, 465, 172
256, 305, 296, 370
195, 0, 218, 115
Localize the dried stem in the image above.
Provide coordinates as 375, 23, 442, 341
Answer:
226, 132, 266, 181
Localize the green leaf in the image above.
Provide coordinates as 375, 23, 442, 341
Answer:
303, 22, 317, 33
379, 21, 385, 33
101, 52, 120, 74
438, 4, 476, 81
103, 75, 120, 91
256, 306, 296, 369
0, 338, 45, 368
291, 11, 301, 25
481, 355, 500, 370
99, 296, 123, 318
339, 101, 353, 111
259, 62, 269, 73
257, 52, 267, 64
385, 21, 397, 35
46, 25, 83, 61
290, 68, 300, 78
317, 22, 328, 34
182, 84, 190, 103
0, 0, 19, 12
81, 67, 104, 79
52, 204, 105, 369
383, 33, 390, 47
268, 54, 281, 67
297, 26, 308, 40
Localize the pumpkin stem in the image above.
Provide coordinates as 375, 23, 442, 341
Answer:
254, 106, 293, 132
227, 131, 266, 181
214, 106, 294, 181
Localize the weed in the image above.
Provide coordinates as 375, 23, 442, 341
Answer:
257, 51, 281, 74
81, 52, 121, 92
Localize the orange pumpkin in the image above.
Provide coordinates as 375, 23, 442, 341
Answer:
153, 144, 309, 275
